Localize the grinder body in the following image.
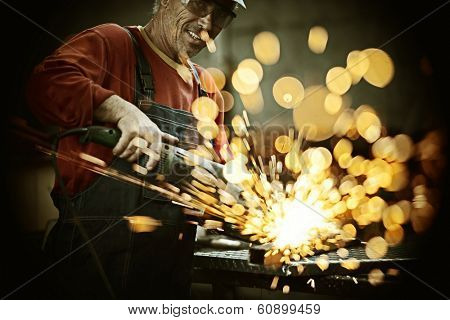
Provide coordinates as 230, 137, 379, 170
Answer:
78, 126, 225, 183
78, 126, 247, 241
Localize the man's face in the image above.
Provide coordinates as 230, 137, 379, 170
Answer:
163, 0, 235, 59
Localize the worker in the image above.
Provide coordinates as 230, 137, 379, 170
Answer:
26, 0, 246, 299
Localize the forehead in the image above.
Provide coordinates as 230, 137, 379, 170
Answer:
175, 0, 236, 14
186, 0, 234, 10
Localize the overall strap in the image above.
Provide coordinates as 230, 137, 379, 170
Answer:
186, 59, 209, 97
123, 27, 155, 102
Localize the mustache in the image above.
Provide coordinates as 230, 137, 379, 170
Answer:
186, 27, 203, 34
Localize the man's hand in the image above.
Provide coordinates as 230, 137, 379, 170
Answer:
94, 95, 178, 170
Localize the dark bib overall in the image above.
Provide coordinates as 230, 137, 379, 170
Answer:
46, 28, 204, 299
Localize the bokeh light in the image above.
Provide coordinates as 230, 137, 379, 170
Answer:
324, 92, 343, 115
273, 76, 305, 109
240, 86, 264, 114
205, 67, 226, 91
294, 85, 344, 141
326, 67, 352, 95
220, 90, 235, 112
253, 31, 281, 65
232, 67, 259, 95
191, 96, 219, 121
197, 120, 219, 140
362, 48, 395, 88
346, 50, 370, 84
308, 26, 328, 54
238, 58, 264, 82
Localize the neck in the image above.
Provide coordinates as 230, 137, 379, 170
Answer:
145, 16, 180, 63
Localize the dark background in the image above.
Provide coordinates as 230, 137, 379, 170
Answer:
1, 0, 449, 299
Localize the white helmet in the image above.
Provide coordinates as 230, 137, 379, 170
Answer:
233, 0, 246, 9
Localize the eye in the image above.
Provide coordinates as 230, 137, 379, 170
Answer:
212, 9, 227, 19
190, 0, 209, 14
212, 9, 231, 26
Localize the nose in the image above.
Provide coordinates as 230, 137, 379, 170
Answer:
198, 13, 213, 31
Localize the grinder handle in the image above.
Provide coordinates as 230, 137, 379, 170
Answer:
79, 126, 157, 170
79, 126, 122, 149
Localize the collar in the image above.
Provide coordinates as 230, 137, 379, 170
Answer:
138, 25, 193, 85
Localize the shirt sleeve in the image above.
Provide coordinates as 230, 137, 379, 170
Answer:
26, 28, 116, 128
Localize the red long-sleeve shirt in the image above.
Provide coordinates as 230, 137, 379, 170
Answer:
27, 23, 225, 195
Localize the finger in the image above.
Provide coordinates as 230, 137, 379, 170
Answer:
119, 140, 137, 159
130, 136, 148, 149
147, 130, 162, 155
141, 147, 160, 171
140, 128, 163, 170
132, 163, 148, 175
113, 131, 133, 156
126, 147, 142, 163
145, 156, 158, 171
145, 151, 160, 171
141, 129, 162, 153
161, 132, 179, 145
125, 136, 147, 162
142, 147, 159, 160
